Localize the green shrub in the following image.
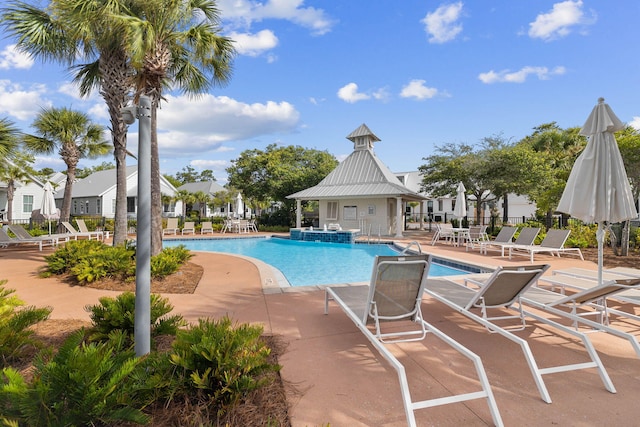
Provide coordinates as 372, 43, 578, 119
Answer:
0, 281, 51, 366
70, 245, 135, 283
85, 292, 185, 348
169, 317, 279, 410
43, 239, 107, 275
0, 329, 150, 426
566, 223, 598, 248
150, 245, 192, 279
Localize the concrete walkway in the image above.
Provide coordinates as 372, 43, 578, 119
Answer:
1, 232, 640, 426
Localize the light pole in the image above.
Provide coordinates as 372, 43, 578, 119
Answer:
122, 95, 152, 356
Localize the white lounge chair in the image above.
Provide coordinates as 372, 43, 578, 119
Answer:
424, 264, 615, 403
479, 226, 517, 255
508, 229, 583, 263
324, 254, 503, 427
181, 221, 195, 235
481, 227, 539, 257
62, 221, 101, 241
4, 225, 61, 250
163, 218, 179, 235
200, 221, 214, 234
75, 219, 104, 240
521, 279, 640, 358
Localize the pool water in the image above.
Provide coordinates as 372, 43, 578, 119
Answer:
164, 237, 469, 287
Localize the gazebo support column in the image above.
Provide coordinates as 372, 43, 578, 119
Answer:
395, 196, 403, 238
296, 199, 302, 228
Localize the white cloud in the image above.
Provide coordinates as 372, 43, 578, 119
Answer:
422, 2, 464, 44
630, 116, 640, 130
230, 30, 279, 56
219, 0, 336, 36
190, 159, 229, 170
337, 83, 370, 103
528, 0, 594, 41
0, 44, 34, 70
153, 93, 300, 155
400, 79, 440, 100
0, 80, 51, 121
478, 66, 566, 84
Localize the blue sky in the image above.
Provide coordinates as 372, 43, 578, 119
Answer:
1, 0, 639, 184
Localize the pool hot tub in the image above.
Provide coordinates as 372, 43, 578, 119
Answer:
289, 228, 360, 244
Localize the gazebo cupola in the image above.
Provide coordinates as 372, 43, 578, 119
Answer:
347, 123, 381, 152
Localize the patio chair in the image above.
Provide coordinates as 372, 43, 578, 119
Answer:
430, 223, 455, 245
181, 221, 195, 235
464, 225, 489, 251
0, 227, 36, 250
508, 229, 583, 263
4, 225, 60, 251
248, 219, 258, 232
522, 278, 640, 358
424, 264, 616, 403
479, 226, 517, 256
200, 221, 214, 234
163, 218, 179, 235
75, 219, 104, 240
324, 254, 503, 427
481, 227, 539, 257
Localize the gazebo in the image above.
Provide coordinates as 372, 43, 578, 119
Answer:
287, 124, 426, 239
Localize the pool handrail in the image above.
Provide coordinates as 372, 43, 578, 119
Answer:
401, 241, 423, 254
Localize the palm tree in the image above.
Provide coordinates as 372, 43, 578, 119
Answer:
0, 117, 20, 159
115, 0, 235, 255
2, 0, 134, 246
0, 155, 34, 223
0, 118, 24, 222
192, 191, 211, 218
24, 107, 110, 221
173, 189, 195, 219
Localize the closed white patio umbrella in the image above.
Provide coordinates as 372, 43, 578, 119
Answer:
40, 181, 59, 235
557, 98, 638, 285
453, 182, 467, 219
235, 193, 243, 219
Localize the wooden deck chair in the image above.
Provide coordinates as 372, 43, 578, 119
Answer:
163, 218, 179, 235
324, 254, 503, 427
181, 221, 195, 235
479, 226, 517, 256
200, 221, 214, 234
75, 219, 104, 240
424, 264, 616, 403
522, 278, 640, 359
509, 229, 583, 263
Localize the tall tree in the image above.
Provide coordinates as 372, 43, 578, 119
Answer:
521, 123, 586, 227
227, 144, 338, 225
116, 0, 235, 255
24, 107, 110, 221
2, 0, 134, 246
0, 152, 34, 223
0, 118, 20, 159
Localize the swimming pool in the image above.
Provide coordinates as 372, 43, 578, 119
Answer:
164, 237, 472, 287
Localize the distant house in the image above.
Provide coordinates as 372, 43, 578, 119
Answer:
0, 164, 46, 222
54, 165, 181, 218
178, 180, 227, 217
395, 171, 537, 223
287, 124, 427, 237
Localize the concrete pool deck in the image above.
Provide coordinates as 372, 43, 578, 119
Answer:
2, 231, 640, 426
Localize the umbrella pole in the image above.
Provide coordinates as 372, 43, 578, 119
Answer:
597, 223, 604, 286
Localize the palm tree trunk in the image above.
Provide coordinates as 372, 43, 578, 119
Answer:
61, 168, 75, 222
6, 181, 15, 222
150, 101, 163, 256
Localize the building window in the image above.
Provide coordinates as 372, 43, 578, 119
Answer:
22, 195, 33, 213
112, 199, 116, 214
127, 197, 136, 213
96, 199, 101, 214
85, 200, 90, 214
326, 201, 338, 220
438, 199, 443, 211
73, 200, 78, 214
